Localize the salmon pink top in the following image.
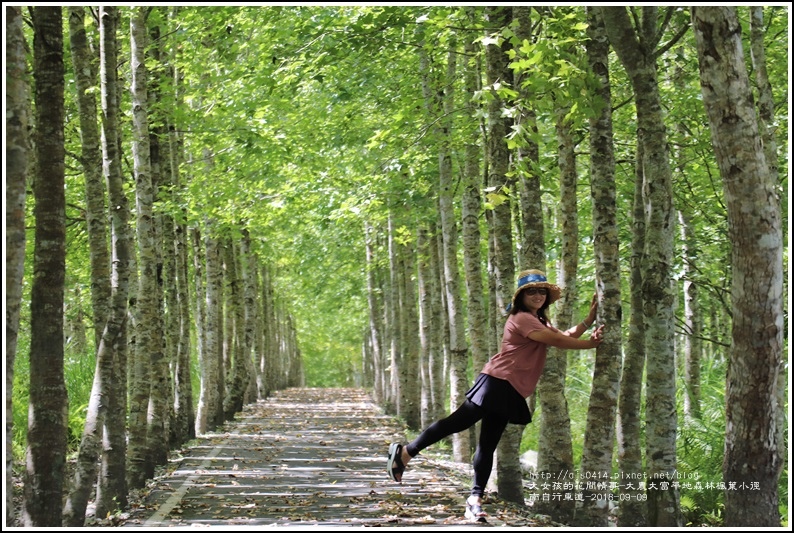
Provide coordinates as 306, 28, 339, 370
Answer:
480, 312, 556, 398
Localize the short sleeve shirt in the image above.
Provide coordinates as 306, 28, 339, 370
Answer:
481, 312, 550, 398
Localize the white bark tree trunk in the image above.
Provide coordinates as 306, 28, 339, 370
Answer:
692, 7, 784, 526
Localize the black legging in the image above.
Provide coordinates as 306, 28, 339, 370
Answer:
404, 399, 509, 498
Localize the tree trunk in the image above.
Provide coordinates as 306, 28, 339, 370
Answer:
417, 227, 435, 428
223, 237, 249, 418
168, 54, 194, 445
25, 7, 68, 526
95, 6, 130, 515
222, 240, 234, 407
748, 4, 787, 488
161, 154, 181, 446
512, 6, 544, 269
535, 109, 577, 524
128, 6, 167, 488
386, 210, 402, 414
174, 166, 195, 441
485, 230, 500, 356
146, 10, 180, 449
616, 136, 648, 526
252, 259, 266, 398
440, 39, 471, 460
5, 5, 29, 527
461, 11, 489, 378
575, 11, 623, 522
146, 11, 174, 472
599, 7, 681, 526
257, 263, 270, 398
671, 59, 703, 422
483, 5, 523, 504
202, 228, 225, 432
426, 228, 446, 425
68, 6, 110, 349
511, 7, 549, 507
678, 208, 702, 419
398, 228, 421, 430
484, 4, 516, 336
692, 7, 784, 526
62, 11, 113, 521
417, 25, 470, 461
241, 231, 260, 404
364, 223, 385, 404
260, 263, 276, 397
192, 226, 209, 432
748, 7, 780, 189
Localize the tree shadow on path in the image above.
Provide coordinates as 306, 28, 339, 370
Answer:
115, 387, 559, 528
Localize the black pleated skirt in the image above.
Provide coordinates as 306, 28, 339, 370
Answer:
465, 373, 532, 425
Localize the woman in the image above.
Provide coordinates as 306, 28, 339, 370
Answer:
386, 269, 604, 522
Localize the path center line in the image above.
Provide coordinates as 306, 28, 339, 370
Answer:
143, 429, 238, 527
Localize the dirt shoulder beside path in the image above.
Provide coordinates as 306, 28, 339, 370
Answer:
118, 387, 555, 528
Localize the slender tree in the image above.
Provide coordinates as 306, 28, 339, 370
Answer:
386, 209, 402, 413
25, 6, 68, 526
748, 5, 787, 479
364, 222, 386, 404
679, 204, 702, 420
691, 6, 784, 526
599, 7, 685, 525
201, 219, 225, 432
508, 7, 569, 518
63, 6, 114, 524
6, 5, 30, 527
191, 226, 209, 432
512, 6, 545, 268
129, 5, 169, 487
575, 6, 623, 524
95, 6, 131, 515
145, 7, 174, 469
748, 7, 780, 190
671, 58, 703, 422
417, 22, 470, 460
536, 107, 579, 524
426, 227, 446, 425
259, 262, 275, 398
222, 239, 235, 405
398, 225, 421, 430
460, 10, 488, 377
223, 237, 249, 418
171, 80, 195, 448
145, 7, 183, 449
616, 134, 649, 527
241, 230, 260, 404
417, 227, 436, 428
483, 5, 523, 504
68, 7, 111, 349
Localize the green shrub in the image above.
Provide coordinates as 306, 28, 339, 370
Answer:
11, 338, 97, 465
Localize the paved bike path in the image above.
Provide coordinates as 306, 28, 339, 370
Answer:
123, 387, 548, 528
